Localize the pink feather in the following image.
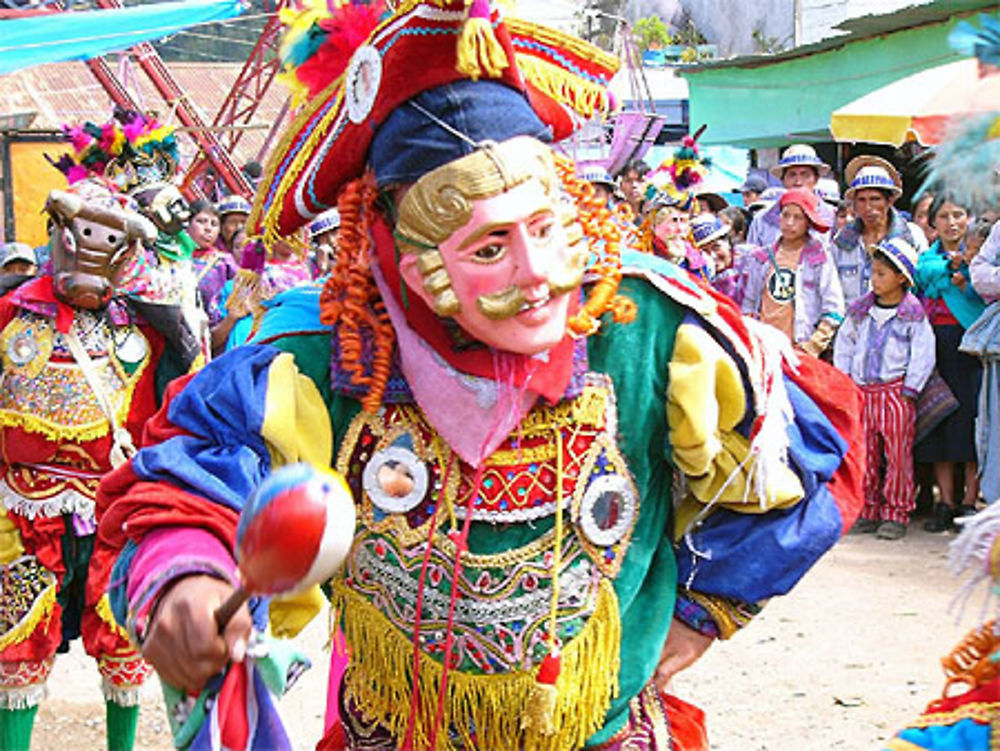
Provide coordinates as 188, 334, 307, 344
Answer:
66, 126, 91, 152
122, 117, 146, 143
66, 165, 88, 184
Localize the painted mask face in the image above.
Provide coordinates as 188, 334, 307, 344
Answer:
397, 137, 586, 357
131, 182, 191, 235
432, 179, 576, 355
653, 205, 689, 243
46, 185, 156, 309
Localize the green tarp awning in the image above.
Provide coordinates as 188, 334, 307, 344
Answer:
680, 0, 996, 148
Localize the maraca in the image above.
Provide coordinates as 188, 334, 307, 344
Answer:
215, 463, 356, 629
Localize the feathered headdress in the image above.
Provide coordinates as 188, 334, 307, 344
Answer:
949, 12, 1000, 68
916, 113, 1000, 212
49, 108, 180, 190
916, 16, 1000, 209
646, 125, 712, 210
277, 0, 389, 105
255, 0, 620, 239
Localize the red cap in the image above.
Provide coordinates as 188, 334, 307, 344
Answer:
779, 188, 830, 232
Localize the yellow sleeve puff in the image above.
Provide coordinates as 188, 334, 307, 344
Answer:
667, 323, 803, 533
260, 351, 335, 637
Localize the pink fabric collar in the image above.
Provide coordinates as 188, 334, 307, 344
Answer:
371, 260, 538, 467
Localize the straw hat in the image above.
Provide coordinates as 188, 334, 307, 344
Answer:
309, 208, 341, 238
871, 237, 918, 287
770, 144, 832, 178
576, 163, 616, 190
844, 155, 902, 199
690, 214, 730, 247
217, 195, 252, 217
815, 177, 842, 205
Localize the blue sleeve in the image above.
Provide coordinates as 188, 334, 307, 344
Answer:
251, 285, 328, 344
130, 344, 282, 513
675, 377, 848, 602
916, 251, 950, 299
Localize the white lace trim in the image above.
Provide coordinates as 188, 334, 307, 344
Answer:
0, 683, 47, 710
0, 481, 95, 521
101, 679, 144, 707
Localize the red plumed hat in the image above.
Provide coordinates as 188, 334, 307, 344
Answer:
253, 0, 620, 240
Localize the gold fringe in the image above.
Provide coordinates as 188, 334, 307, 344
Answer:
332, 576, 621, 751
0, 411, 111, 446
95, 593, 132, 644
515, 54, 610, 120
521, 681, 558, 735
456, 16, 510, 81
506, 17, 620, 73
0, 578, 56, 652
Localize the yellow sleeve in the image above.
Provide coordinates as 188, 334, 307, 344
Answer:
269, 584, 327, 639
260, 351, 336, 637
667, 323, 803, 530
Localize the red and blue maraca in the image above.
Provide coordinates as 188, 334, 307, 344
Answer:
215, 463, 356, 628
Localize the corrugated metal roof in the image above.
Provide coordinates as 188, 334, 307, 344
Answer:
682, 0, 997, 74
0, 60, 290, 168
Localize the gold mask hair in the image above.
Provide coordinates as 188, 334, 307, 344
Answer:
395, 136, 583, 316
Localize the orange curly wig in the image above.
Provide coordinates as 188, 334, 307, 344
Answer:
319, 160, 637, 412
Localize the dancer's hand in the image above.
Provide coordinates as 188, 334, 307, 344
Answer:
653, 618, 714, 691
142, 574, 252, 694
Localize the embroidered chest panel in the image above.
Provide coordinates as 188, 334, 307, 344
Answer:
0, 311, 150, 442
336, 374, 639, 676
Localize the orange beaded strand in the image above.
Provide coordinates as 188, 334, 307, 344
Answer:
319, 174, 396, 413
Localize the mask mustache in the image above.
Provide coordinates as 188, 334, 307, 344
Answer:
476, 285, 525, 320
474, 266, 585, 321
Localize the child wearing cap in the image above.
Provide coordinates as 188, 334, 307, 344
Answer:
834, 239, 936, 539
691, 213, 744, 303
742, 189, 845, 355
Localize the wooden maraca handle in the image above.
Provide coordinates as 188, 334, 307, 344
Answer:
214, 587, 251, 632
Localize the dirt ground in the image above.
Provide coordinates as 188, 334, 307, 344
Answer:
33, 523, 981, 751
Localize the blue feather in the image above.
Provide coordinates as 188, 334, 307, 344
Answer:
949, 13, 1000, 67
917, 112, 1000, 212
284, 24, 328, 68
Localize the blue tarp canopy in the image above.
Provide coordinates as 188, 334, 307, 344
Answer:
0, 0, 245, 75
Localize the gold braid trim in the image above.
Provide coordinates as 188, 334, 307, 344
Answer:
332, 576, 621, 751
0, 574, 56, 652
902, 702, 999, 729
505, 17, 621, 73
684, 591, 762, 640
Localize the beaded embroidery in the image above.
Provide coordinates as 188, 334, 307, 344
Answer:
336, 371, 641, 657
334, 373, 638, 749
344, 528, 600, 674
0, 310, 150, 444
0, 556, 57, 652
